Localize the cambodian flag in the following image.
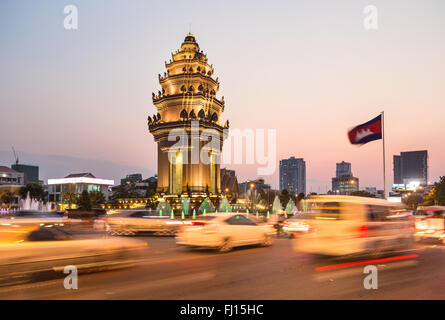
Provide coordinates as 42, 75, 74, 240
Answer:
348, 114, 382, 145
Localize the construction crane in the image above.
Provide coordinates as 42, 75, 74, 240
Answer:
11, 146, 19, 166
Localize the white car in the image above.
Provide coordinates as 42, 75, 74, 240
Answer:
282, 214, 312, 238
176, 213, 275, 252
415, 206, 445, 242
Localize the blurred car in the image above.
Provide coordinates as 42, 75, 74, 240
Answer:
94, 209, 182, 236
282, 214, 313, 238
414, 206, 445, 243
294, 195, 415, 257
0, 222, 147, 287
176, 213, 275, 252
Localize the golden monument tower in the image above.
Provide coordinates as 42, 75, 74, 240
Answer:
148, 33, 228, 203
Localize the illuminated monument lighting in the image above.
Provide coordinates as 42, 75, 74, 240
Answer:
148, 33, 229, 202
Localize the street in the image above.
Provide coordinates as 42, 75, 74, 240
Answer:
1, 237, 444, 300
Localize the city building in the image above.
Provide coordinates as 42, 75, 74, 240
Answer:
121, 173, 143, 185
147, 33, 228, 205
220, 168, 240, 199
336, 161, 351, 178
332, 176, 359, 195
11, 164, 39, 184
47, 173, 114, 205
0, 166, 25, 209
365, 187, 384, 199
239, 178, 271, 196
332, 162, 359, 195
279, 157, 306, 195
112, 175, 158, 198
393, 150, 428, 185
0, 166, 24, 188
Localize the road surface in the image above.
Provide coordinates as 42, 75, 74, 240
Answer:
0, 237, 444, 299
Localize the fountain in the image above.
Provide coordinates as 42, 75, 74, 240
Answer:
285, 199, 296, 218
156, 201, 171, 216
20, 191, 48, 211
200, 197, 215, 213
219, 197, 231, 213
182, 197, 190, 216
272, 196, 282, 214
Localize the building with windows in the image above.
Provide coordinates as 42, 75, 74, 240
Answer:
147, 33, 228, 205
332, 176, 359, 195
0, 166, 25, 209
11, 164, 39, 184
47, 173, 114, 204
279, 157, 306, 195
0, 166, 24, 188
121, 173, 143, 185
393, 150, 428, 185
332, 162, 359, 195
336, 161, 351, 178
239, 178, 271, 196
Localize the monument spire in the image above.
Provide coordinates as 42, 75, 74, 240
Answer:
148, 33, 228, 206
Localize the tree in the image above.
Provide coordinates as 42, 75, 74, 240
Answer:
89, 191, 105, 208
403, 193, 424, 210
296, 192, 305, 203
0, 190, 15, 208
77, 190, 92, 211
61, 189, 77, 208
279, 189, 291, 209
19, 182, 46, 202
422, 187, 436, 206
260, 189, 275, 207
433, 176, 445, 205
351, 191, 376, 198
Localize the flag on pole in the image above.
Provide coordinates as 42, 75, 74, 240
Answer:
347, 114, 382, 145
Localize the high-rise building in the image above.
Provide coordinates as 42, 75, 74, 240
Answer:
279, 157, 306, 195
148, 34, 228, 199
11, 164, 39, 184
393, 150, 428, 185
336, 161, 351, 178
332, 161, 359, 195
332, 176, 359, 195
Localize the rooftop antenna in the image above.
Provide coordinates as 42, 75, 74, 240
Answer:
189, 22, 192, 34
11, 146, 19, 165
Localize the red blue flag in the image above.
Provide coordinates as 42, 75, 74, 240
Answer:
348, 114, 382, 145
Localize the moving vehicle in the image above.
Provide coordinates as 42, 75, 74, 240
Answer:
94, 209, 181, 236
282, 213, 313, 238
176, 212, 275, 252
294, 195, 414, 257
414, 206, 445, 243
0, 222, 147, 287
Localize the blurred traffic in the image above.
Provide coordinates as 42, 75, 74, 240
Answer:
1, 196, 445, 298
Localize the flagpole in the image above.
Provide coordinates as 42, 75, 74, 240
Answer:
381, 110, 386, 199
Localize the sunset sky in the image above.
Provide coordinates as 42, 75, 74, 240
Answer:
1, 0, 444, 191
